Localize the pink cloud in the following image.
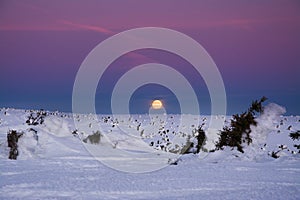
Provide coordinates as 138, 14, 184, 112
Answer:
1, 1, 299, 33
0, 20, 114, 35
59, 20, 114, 35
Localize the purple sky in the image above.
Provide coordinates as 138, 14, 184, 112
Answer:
0, 0, 299, 115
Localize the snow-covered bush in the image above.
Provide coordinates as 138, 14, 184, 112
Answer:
83, 131, 102, 144
290, 130, 300, 141
26, 109, 48, 125
216, 97, 267, 153
7, 130, 23, 159
290, 130, 300, 154
179, 126, 206, 154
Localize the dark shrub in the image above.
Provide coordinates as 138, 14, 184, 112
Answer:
195, 126, 206, 154
26, 109, 48, 125
289, 131, 300, 141
83, 131, 102, 144
216, 97, 267, 153
7, 130, 23, 160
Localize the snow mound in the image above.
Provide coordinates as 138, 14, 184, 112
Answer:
243, 103, 286, 160
43, 116, 71, 137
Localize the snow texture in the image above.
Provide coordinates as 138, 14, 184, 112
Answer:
0, 106, 299, 199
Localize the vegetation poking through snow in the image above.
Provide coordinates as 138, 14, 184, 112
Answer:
7, 130, 23, 159
83, 131, 102, 144
269, 145, 288, 159
177, 125, 207, 154
289, 130, 300, 141
289, 130, 300, 154
294, 144, 300, 153
26, 109, 48, 125
195, 125, 206, 153
1, 106, 298, 163
168, 158, 180, 165
180, 135, 193, 154
28, 128, 38, 141
72, 129, 79, 137
216, 97, 267, 153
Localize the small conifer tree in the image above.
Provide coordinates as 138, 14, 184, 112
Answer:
216, 97, 267, 153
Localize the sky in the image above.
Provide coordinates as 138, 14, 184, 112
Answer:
0, 0, 299, 115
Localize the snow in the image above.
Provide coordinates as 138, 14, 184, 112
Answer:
0, 107, 299, 199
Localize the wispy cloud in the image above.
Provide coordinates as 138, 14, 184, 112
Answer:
194, 17, 300, 31
59, 20, 114, 35
0, 1, 114, 34
0, 21, 115, 35
0, 20, 114, 34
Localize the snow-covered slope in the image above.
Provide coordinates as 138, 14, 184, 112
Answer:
0, 107, 299, 199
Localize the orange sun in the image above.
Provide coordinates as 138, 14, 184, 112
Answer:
151, 100, 163, 109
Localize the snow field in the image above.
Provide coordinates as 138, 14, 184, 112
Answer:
0, 107, 299, 199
